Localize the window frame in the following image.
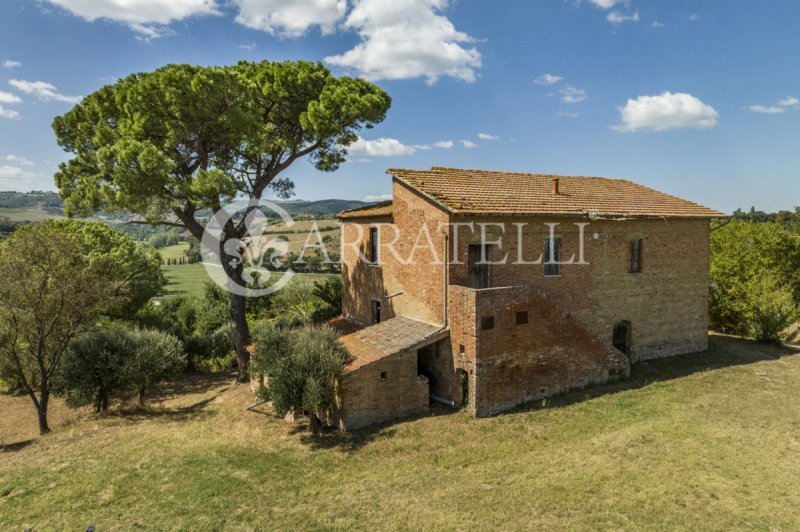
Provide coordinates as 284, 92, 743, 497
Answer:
369, 226, 379, 264
544, 237, 562, 277
629, 238, 643, 273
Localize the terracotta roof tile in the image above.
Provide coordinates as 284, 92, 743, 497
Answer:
338, 201, 393, 220
339, 316, 446, 372
389, 167, 725, 218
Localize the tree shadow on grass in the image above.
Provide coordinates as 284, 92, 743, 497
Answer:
0, 439, 35, 453
511, 333, 799, 414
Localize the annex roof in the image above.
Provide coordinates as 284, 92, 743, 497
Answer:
334, 316, 447, 372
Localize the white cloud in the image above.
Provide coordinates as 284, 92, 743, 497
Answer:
5, 155, 34, 166
43, 0, 220, 38
0, 91, 22, 104
363, 194, 392, 202
460, 140, 478, 149
2, 60, 21, 69
232, 0, 346, 37
9, 80, 82, 104
607, 11, 639, 25
478, 133, 499, 140
349, 137, 416, 157
688, 13, 701, 21
615, 91, 719, 132
560, 85, 587, 104
748, 105, 784, 114
433, 140, 454, 149
534, 73, 563, 86
748, 96, 799, 114
651, 21, 664, 28
588, 0, 625, 8
238, 43, 256, 51
325, 0, 482, 84
0, 166, 51, 190
0, 106, 20, 119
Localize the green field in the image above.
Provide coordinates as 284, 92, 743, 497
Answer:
0, 207, 63, 222
157, 242, 190, 261
1, 334, 799, 529
161, 262, 336, 299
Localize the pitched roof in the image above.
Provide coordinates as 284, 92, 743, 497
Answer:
337, 316, 446, 372
389, 167, 725, 219
338, 201, 393, 220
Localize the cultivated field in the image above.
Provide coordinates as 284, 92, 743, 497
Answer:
1, 334, 798, 530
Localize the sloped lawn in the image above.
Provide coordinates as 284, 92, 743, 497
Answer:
1, 334, 799, 530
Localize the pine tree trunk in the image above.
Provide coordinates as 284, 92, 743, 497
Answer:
138, 385, 146, 406
223, 258, 252, 383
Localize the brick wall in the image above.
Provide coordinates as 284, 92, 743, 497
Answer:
449, 284, 630, 417
341, 179, 450, 326
332, 349, 429, 431
447, 216, 711, 361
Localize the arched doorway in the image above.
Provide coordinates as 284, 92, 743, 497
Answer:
613, 321, 632, 359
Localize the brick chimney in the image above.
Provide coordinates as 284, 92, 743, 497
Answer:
551, 177, 560, 195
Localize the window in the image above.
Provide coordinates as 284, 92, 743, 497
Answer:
371, 299, 381, 324
516, 311, 528, 325
481, 316, 494, 330
459, 344, 465, 354
544, 237, 561, 276
629, 239, 643, 273
380, 371, 388, 381
369, 227, 379, 264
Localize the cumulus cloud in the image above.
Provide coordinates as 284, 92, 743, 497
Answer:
5, 155, 34, 165
433, 140, 454, 149
478, 133, 499, 140
588, 0, 625, 8
0, 106, 20, 119
748, 96, 799, 114
460, 140, 478, 149
748, 105, 784, 114
651, 21, 664, 28
0, 166, 46, 189
615, 91, 719, 132
9, 80, 82, 104
0, 91, 22, 104
232, 0, 346, 37
534, 73, 563, 86
348, 137, 416, 157
560, 85, 587, 104
607, 11, 639, 24
325, 0, 482, 84
3, 60, 21, 69
363, 194, 392, 202
42, 0, 220, 38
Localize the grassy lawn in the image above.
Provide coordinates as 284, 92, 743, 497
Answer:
0, 207, 63, 222
157, 242, 190, 261
161, 262, 336, 299
1, 334, 799, 529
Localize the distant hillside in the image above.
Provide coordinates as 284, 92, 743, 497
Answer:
273, 199, 373, 217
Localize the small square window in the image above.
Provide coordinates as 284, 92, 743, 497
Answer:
481, 316, 494, 330
380, 371, 388, 381
459, 344, 465, 354
516, 311, 528, 325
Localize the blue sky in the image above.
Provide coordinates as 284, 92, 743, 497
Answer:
1, 0, 798, 213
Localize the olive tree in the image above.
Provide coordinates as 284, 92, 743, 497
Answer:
0, 221, 164, 433
251, 323, 347, 434
53, 61, 391, 382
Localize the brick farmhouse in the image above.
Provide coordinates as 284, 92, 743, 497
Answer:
329, 167, 724, 431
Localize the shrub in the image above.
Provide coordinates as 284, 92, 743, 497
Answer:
56, 327, 133, 412
744, 273, 797, 343
126, 328, 186, 405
